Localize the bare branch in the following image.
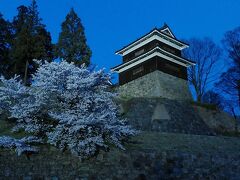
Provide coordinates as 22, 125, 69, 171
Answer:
183, 38, 222, 102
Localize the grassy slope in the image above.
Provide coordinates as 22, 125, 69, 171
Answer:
1, 117, 240, 155
128, 131, 240, 154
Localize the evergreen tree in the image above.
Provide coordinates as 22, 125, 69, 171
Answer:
28, 0, 42, 31
12, 5, 29, 34
55, 8, 91, 66
11, 1, 53, 84
11, 5, 33, 83
0, 13, 13, 78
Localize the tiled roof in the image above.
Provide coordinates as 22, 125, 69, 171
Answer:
115, 23, 189, 54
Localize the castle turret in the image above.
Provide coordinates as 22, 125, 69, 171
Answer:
111, 24, 195, 100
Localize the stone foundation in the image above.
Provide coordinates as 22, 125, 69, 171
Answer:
118, 70, 192, 100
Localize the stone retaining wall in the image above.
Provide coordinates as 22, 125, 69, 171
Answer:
121, 98, 214, 135
118, 71, 192, 100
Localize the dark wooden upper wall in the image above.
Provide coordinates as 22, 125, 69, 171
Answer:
119, 56, 187, 85
123, 40, 181, 63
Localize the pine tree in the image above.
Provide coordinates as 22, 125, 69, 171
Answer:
11, 6, 33, 83
55, 8, 91, 66
0, 13, 13, 78
28, 0, 42, 31
12, 5, 29, 34
11, 1, 53, 85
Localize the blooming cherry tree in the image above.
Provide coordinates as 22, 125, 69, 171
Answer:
0, 136, 42, 156
0, 61, 136, 158
0, 76, 28, 116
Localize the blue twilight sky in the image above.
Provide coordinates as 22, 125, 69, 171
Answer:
0, 0, 239, 72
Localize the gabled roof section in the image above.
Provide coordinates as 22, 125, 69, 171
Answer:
159, 23, 176, 38
115, 24, 189, 55
112, 46, 195, 73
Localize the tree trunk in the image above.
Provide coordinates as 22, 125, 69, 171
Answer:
23, 60, 29, 86
238, 81, 240, 108
238, 89, 240, 108
231, 107, 238, 134
197, 95, 202, 103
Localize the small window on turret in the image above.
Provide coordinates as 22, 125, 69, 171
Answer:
165, 63, 180, 72
133, 66, 144, 75
163, 45, 176, 55
134, 49, 145, 57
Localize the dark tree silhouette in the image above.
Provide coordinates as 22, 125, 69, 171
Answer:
11, 0, 53, 85
0, 13, 13, 78
216, 27, 240, 110
222, 26, 240, 69
216, 68, 240, 106
183, 38, 222, 102
202, 90, 223, 110
55, 8, 91, 66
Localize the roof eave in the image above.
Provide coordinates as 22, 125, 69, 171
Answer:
112, 61, 195, 73
115, 29, 189, 55
112, 47, 195, 73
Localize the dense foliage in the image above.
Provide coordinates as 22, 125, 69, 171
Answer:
0, 1, 54, 84
0, 61, 135, 159
0, 136, 42, 156
0, 1, 91, 83
11, 1, 53, 84
0, 13, 13, 78
55, 8, 92, 67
